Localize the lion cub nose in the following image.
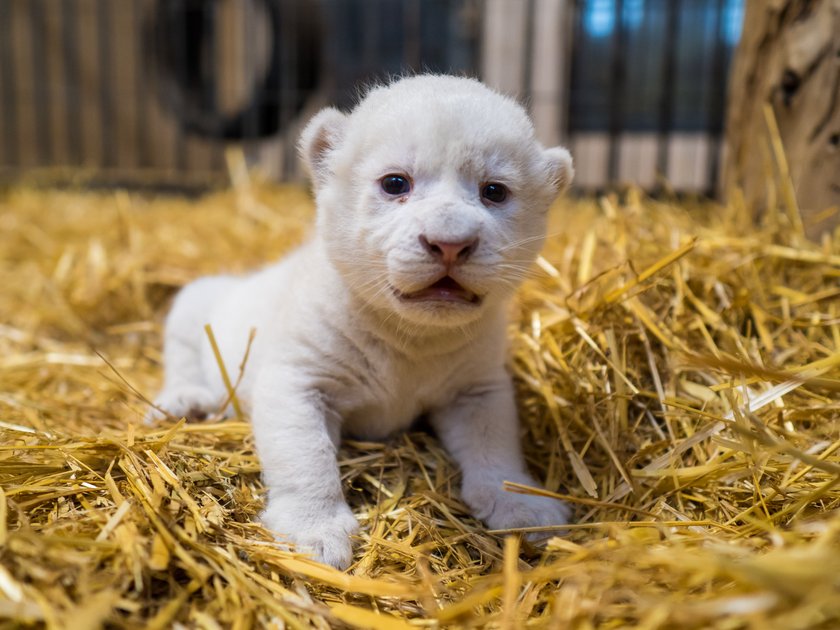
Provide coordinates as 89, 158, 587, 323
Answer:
419, 235, 479, 266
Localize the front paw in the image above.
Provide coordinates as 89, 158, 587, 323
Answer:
261, 498, 359, 569
464, 476, 570, 543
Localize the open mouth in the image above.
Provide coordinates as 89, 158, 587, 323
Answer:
396, 276, 482, 306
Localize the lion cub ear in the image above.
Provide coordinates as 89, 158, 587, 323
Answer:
543, 146, 575, 195
299, 107, 348, 186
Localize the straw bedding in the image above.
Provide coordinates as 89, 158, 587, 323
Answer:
0, 172, 838, 629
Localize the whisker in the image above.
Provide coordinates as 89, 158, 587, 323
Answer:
497, 229, 565, 253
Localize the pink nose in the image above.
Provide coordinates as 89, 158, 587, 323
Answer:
419, 235, 479, 266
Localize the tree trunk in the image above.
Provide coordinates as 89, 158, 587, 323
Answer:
723, 0, 840, 240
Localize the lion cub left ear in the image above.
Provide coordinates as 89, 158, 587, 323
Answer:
543, 146, 575, 195
299, 107, 348, 186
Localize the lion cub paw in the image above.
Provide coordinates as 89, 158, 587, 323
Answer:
262, 498, 359, 570
465, 477, 570, 544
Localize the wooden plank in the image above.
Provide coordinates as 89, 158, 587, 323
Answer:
10, 0, 37, 168
28, 0, 52, 164
61, 0, 83, 166
140, 0, 177, 173
667, 133, 710, 193
571, 132, 610, 190
183, 1, 215, 176
76, 0, 102, 167
618, 133, 658, 189
111, 0, 139, 170
481, 0, 528, 97
43, 3, 70, 165
530, 0, 574, 147
217, 0, 249, 116
0, 0, 14, 167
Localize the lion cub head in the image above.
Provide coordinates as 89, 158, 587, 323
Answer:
300, 75, 573, 327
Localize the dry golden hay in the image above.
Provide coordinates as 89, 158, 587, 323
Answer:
0, 170, 839, 629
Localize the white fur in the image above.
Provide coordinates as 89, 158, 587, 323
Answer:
149, 75, 574, 568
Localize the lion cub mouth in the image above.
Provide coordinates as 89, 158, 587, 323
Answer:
396, 276, 481, 306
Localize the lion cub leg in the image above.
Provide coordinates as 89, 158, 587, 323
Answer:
251, 365, 359, 569
432, 379, 570, 539
146, 276, 235, 423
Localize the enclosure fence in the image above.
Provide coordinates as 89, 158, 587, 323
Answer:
0, 0, 743, 194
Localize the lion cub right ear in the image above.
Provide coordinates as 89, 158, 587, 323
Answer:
299, 107, 348, 187
543, 146, 574, 196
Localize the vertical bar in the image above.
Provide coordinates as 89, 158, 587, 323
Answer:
133, 0, 149, 168
363, 0, 380, 79
706, 0, 727, 197
607, 0, 626, 183
482, 0, 529, 96
61, 0, 82, 165
77, 0, 104, 168
197, 0, 218, 174
529, 0, 566, 145
110, 0, 139, 170
29, 0, 51, 164
442, 0, 454, 71
282, 0, 296, 180
656, 0, 680, 188
320, 0, 339, 99
202, 1, 216, 115
567, 0, 583, 138
244, 0, 259, 142
471, 0, 485, 78
216, 0, 242, 170
143, 0, 176, 173
556, 0, 575, 144
173, 0, 188, 172
522, 0, 536, 110
201, 2, 220, 171
10, 0, 37, 169
97, 0, 116, 169
43, 4, 69, 166
448, 0, 473, 73
403, 0, 422, 70
0, 0, 19, 167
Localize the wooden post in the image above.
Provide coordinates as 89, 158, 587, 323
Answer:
723, 0, 840, 239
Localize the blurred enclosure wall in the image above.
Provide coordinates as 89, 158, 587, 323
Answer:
0, 0, 744, 193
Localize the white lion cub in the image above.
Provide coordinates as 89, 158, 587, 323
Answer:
150, 75, 574, 568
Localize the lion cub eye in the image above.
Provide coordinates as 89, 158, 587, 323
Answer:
380, 174, 411, 196
481, 182, 509, 204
